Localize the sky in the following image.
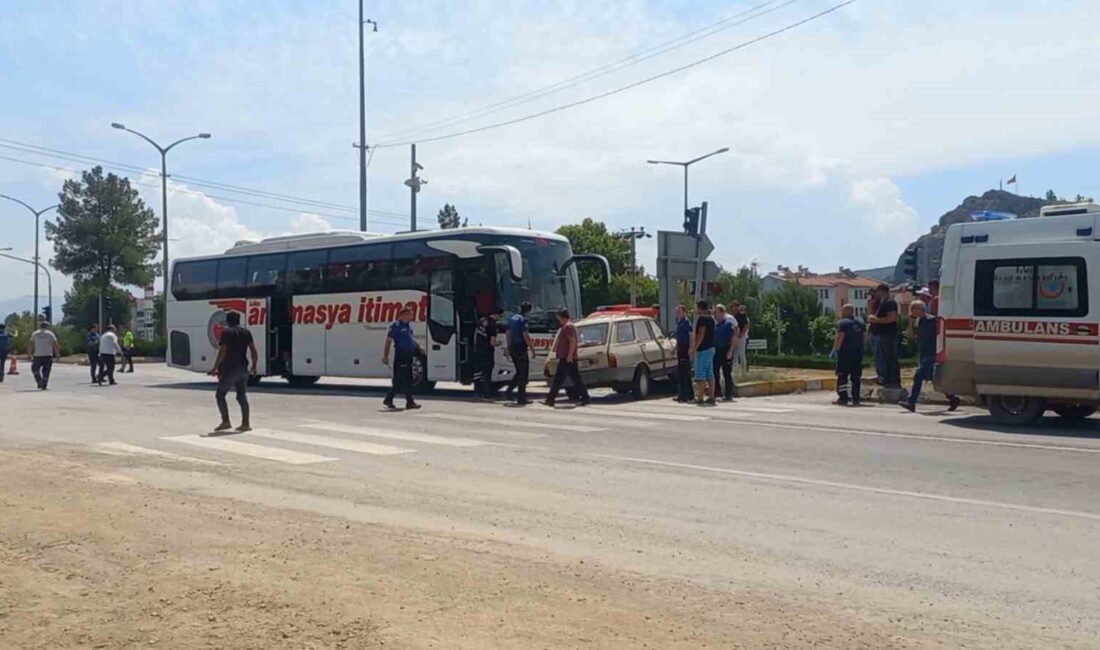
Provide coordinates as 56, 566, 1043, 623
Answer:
2, 0, 1099, 310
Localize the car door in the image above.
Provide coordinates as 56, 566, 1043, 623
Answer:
636, 318, 666, 372
612, 320, 644, 375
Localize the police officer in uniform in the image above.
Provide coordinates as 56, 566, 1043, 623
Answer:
673, 304, 693, 403
474, 307, 501, 399
382, 306, 424, 410
504, 302, 535, 406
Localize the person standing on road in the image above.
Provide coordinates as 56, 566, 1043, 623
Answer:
868, 284, 901, 388
544, 309, 590, 407
673, 304, 693, 403
97, 325, 121, 386
209, 311, 259, 432
122, 329, 135, 373
902, 299, 937, 413
712, 304, 738, 401
691, 300, 717, 405
85, 324, 100, 384
473, 307, 501, 400
30, 321, 60, 391
867, 292, 884, 381
0, 324, 10, 383
831, 304, 865, 406
504, 302, 535, 406
925, 281, 960, 411
732, 303, 750, 373
382, 306, 423, 410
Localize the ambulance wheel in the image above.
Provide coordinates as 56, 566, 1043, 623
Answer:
631, 365, 652, 400
987, 395, 1045, 425
286, 374, 320, 387
247, 375, 262, 387
1052, 405, 1097, 420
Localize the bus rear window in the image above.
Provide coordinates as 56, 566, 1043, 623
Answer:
976, 257, 1087, 317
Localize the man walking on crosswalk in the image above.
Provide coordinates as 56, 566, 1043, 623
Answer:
382, 306, 423, 410
209, 311, 259, 432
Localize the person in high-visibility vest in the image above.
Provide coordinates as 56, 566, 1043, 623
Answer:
122, 329, 135, 373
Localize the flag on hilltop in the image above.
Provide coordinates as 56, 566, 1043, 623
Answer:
1006, 174, 1017, 185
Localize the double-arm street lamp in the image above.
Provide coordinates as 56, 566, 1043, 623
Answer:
0, 194, 59, 320
646, 147, 730, 214
111, 123, 211, 328
0, 248, 52, 322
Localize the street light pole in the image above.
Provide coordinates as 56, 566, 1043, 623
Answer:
0, 250, 52, 322
111, 123, 210, 335
615, 227, 652, 306
646, 147, 729, 216
0, 195, 59, 321
358, 7, 378, 232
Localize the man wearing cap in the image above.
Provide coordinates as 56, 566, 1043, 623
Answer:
382, 306, 424, 410
868, 284, 900, 388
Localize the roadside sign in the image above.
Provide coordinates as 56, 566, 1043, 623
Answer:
746, 339, 767, 351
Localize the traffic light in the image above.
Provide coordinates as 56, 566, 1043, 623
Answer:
901, 246, 919, 280
683, 207, 701, 235
41, 305, 51, 323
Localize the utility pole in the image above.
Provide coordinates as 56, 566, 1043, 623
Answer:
775, 302, 782, 355
404, 144, 426, 231
0, 195, 58, 321
358, 7, 378, 232
616, 227, 651, 306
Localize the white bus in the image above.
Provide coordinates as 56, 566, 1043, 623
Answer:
166, 228, 608, 389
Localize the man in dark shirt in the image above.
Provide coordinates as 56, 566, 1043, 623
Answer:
902, 300, 937, 412
209, 311, 259, 432
673, 304, 693, 403
926, 281, 960, 411
544, 309, 590, 407
382, 306, 424, 410
868, 284, 900, 387
692, 300, 716, 405
831, 304, 865, 406
504, 302, 535, 406
473, 307, 501, 399
712, 304, 738, 401
86, 324, 100, 384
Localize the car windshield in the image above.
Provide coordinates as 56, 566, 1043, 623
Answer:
493, 236, 581, 333
577, 323, 609, 347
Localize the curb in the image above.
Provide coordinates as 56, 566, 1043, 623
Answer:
737, 377, 837, 397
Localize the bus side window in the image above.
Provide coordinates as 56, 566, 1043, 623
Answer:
216, 257, 248, 298
287, 250, 329, 295
246, 253, 286, 297
328, 244, 392, 293
172, 259, 217, 300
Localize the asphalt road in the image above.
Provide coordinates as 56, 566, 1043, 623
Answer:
3, 363, 1099, 647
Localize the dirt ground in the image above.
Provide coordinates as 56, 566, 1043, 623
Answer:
0, 445, 944, 650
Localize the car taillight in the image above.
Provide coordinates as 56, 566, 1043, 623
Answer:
608, 353, 618, 368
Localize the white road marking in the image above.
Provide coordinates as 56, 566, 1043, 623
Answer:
302, 422, 489, 447
407, 413, 607, 433
585, 408, 711, 422
245, 429, 414, 456
596, 454, 1100, 522
724, 420, 1100, 454
95, 441, 226, 466
726, 406, 797, 414
162, 435, 337, 465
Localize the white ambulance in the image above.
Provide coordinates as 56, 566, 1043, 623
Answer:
935, 202, 1100, 424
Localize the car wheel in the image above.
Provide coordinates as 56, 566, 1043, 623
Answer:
286, 374, 320, 387
987, 395, 1045, 425
631, 365, 651, 400
1052, 404, 1097, 420
611, 384, 632, 395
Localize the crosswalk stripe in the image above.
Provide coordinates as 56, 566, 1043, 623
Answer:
245, 429, 415, 456
581, 408, 710, 422
407, 413, 607, 433
162, 435, 337, 465
95, 441, 226, 466
302, 421, 490, 447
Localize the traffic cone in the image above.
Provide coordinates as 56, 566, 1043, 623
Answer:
8, 356, 19, 375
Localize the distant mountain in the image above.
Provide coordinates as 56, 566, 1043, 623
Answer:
893, 189, 1063, 286
852, 265, 895, 284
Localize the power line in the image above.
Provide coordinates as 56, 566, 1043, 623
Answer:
0, 154, 409, 226
0, 137, 408, 217
375, 0, 801, 145
372, 0, 856, 149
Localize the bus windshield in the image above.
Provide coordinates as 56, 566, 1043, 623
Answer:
492, 236, 581, 333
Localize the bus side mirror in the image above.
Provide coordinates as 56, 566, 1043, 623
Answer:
562, 254, 611, 288
477, 245, 523, 282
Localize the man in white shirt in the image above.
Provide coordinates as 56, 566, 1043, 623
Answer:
97, 325, 121, 385
30, 322, 60, 390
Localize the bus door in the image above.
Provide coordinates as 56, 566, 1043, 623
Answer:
245, 298, 270, 377
427, 270, 458, 382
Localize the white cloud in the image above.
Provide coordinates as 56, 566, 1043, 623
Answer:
288, 213, 333, 234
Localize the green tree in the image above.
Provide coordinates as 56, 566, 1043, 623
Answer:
436, 203, 466, 229
61, 280, 133, 331
153, 293, 166, 338
759, 282, 822, 355
555, 218, 630, 314
46, 166, 160, 320
808, 314, 838, 355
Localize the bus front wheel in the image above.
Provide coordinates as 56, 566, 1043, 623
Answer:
410, 355, 435, 393
286, 374, 320, 387
987, 395, 1045, 425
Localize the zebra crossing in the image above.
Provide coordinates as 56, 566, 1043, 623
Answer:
89, 399, 809, 468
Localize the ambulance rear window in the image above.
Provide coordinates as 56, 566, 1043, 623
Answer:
975, 257, 1087, 317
